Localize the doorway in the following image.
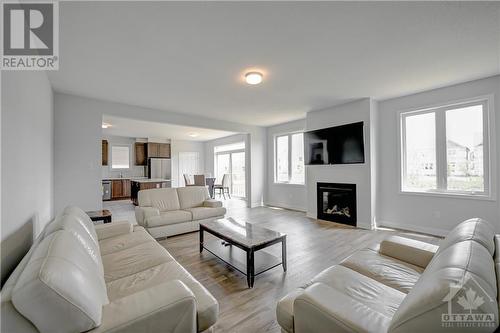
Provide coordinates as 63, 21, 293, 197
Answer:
214, 142, 246, 198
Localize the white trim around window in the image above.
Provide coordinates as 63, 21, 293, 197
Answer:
398, 95, 496, 200
274, 132, 305, 185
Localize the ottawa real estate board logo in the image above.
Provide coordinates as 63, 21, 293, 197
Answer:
441, 276, 496, 329
1, 1, 59, 70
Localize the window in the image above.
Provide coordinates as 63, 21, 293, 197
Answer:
401, 98, 490, 197
111, 145, 130, 169
275, 133, 305, 184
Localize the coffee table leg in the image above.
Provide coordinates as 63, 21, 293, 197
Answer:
246, 249, 255, 288
199, 227, 204, 253
282, 236, 287, 272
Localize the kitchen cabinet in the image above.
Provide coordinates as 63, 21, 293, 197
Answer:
147, 143, 171, 158
135, 143, 147, 165
102, 140, 108, 166
158, 143, 171, 158
111, 179, 131, 199
131, 180, 171, 205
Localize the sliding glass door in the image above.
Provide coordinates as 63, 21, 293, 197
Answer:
214, 142, 246, 198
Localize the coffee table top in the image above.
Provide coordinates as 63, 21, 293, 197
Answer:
200, 217, 285, 248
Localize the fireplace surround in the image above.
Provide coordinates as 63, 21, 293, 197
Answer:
317, 182, 356, 226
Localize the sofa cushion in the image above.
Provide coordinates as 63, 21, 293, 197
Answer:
145, 210, 193, 227
436, 218, 495, 256
138, 188, 181, 211
12, 231, 108, 333
340, 248, 424, 294
389, 239, 499, 332
106, 260, 219, 331
309, 265, 406, 320
45, 208, 99, 248
101, 241, 175, 282
379, 235, 438, 269
295, 282, 396, 333
98, 226, 152, 255
184, 207, 226, 221
177, 186, 210, 209
44, 214, 104, 275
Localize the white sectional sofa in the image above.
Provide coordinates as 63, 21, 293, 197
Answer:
1, 206, 219, 333
277, 218, 500, 333
135, 186, 226, 238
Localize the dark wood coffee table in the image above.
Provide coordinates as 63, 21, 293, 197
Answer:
199, 217, 286, 288
86, 209, 112, 223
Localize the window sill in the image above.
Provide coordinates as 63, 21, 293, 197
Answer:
400, 189, 495, 201
274, 182, 305, 187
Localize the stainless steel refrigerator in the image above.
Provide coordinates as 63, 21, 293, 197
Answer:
148, 158, 171, 180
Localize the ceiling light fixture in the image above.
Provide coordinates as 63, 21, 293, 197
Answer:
245, 71, 263, 85
102, 123, 112, 129
188, 132, 199, 138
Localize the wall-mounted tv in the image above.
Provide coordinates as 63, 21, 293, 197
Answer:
305, 121, 365, 165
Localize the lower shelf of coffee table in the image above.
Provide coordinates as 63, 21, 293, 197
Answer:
202, 239, 282, 276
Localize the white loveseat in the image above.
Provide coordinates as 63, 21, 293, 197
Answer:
1, 206, 219, 333
277, 218, 500, 333
135, 186, 226, 238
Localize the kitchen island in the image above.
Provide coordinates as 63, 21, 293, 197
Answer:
131, 178, 171, 205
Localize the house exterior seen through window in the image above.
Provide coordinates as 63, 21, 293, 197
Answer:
401, 99, 490, 197
275, 133, 305, 184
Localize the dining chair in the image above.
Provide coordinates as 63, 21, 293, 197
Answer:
183, 174, 195, 186
193, 174, 206, 186
214, 174, 231, 199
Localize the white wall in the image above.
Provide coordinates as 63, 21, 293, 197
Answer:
101, 135, 147, 179
305, 98, 374, 229
377, 75, 500, 235
1, 71, 54, 284
171, 139, 205, 187
54, 93, 266, 212
265, 119, 307, 211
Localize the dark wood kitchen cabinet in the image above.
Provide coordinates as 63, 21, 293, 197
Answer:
147, 143, 171, 158
135, 143, 147, 165
102, 140, 108, 166
111, 179, 131, 199
158, 143, 171, 158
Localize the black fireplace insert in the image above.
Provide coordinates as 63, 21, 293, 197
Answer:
317, 182, 356, 226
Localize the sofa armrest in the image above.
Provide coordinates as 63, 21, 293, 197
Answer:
89, 280, 197, 333
134, 207, 160, 226
294, 282, 392, 333
95, 221, 133, 240
203, 199, 223, 208
379, 235, 438, 268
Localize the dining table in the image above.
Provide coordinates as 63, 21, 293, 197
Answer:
205, 177, 217, 198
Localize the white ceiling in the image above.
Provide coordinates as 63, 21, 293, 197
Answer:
102, 115, 236, 141
49, 2, 500, 127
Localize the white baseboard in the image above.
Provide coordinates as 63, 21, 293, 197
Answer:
377, 220, 448, 237
264, 202, 307, 212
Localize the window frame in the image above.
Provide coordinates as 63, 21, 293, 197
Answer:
110, 144, 131, 170
274, 132, 305, 185
399, 95, 496, 200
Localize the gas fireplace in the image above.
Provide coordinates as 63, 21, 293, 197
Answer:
317, 182, 356, 226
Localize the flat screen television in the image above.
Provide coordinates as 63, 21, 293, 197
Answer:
305, 121, 365, 165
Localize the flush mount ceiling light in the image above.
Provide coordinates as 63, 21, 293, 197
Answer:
245, 71, 263, 85
102, 123, 112, 129
188, 132, 199, 138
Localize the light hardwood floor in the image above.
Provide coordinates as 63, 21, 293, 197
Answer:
146, 201, 439, 333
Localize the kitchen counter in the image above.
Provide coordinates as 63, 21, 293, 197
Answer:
102, 177, 147, 181
131, 178, 171, 183
131, 179, 172, 205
